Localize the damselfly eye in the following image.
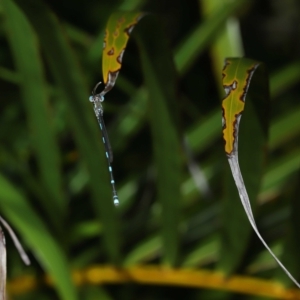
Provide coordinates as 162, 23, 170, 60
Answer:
89, 96, 94, 102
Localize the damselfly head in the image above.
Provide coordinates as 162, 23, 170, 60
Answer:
90, 94, 104, 103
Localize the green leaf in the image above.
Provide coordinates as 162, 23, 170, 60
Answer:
3, 0, 65, 226
136, 16, 182, 266
182, 235, 219, 268
124, 235, 161, 266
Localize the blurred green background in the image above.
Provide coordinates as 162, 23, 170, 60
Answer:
0, 0, 300, 299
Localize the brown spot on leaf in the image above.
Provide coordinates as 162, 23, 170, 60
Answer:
118, 17, 125, 24
113, 30, 118, 37
107, 48, 114, 56
124, 25, 135, 36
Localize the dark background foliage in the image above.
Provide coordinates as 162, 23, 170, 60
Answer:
0, 0, 300, 299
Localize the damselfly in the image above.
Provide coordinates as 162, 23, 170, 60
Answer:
89, 82, 119, 206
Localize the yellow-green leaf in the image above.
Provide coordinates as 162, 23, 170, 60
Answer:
222, 58, 259, 156
102, 11, 144, 95
220, 57, 300, 288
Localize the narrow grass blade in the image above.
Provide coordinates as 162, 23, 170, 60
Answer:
124, 236, 161, 266
259, 150, 300, 202
3, 0, 65, 225
269, 105, 300, 150
136, 16, 182, 266
270, 61, 300, 98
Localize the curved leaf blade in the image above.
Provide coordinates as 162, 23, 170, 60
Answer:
220, 57, 300, 287
101, 11, 144, 95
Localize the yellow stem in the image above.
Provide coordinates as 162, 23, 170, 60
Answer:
7, 265, 300, 299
